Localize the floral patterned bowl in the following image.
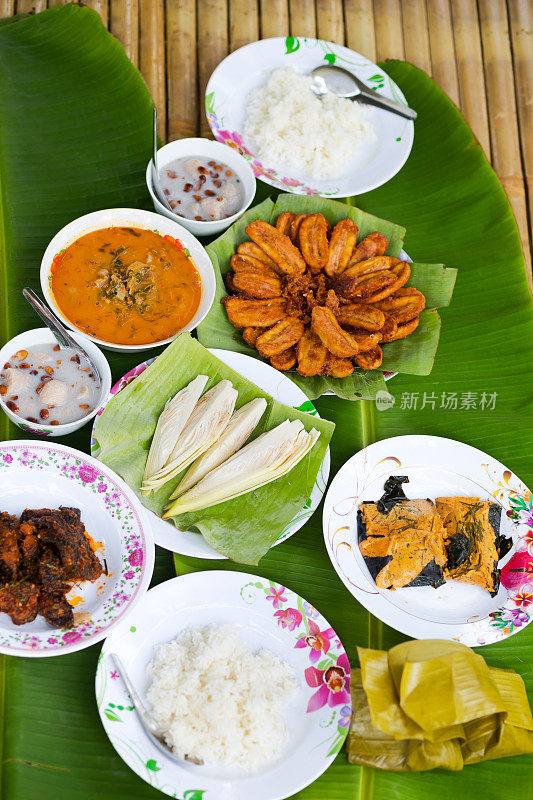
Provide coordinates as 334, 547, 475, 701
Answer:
323, 434, 533, 647
96, 571, 350, 800
0, 441, 154, 657
206, 37, 414, 198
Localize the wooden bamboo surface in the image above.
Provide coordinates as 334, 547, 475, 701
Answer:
3, 0, 532, 277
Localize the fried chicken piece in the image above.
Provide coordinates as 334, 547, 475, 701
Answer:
336, 302, 386, 332
237, 242, 281, 274
355, 346, 383, 370
311, 306, 360, 358
275, 212, 295, 236
299, 214, 329, 273
374, 287, 425, 322
26, 507, 103, 583
242, 326, 267, 348
382, 316, 420, 341
348, 231, 388, 266
324, 355, 355, 378
325, 219, 358, 277
351, 331, 382, 352
289, 214, 307, 245
246, 220, 306, 275
38, 589, 74, 628
223, 296, 287, 328
0, 581, 39, 625
296, 329, 328, 376
0, 512, 20, 581
378, 313, 398, 342
39, 545, 69, 594
270, 347, 297, 371
230, 254, 280, 279
256, 317, 305, 358
232, 271, 282, 299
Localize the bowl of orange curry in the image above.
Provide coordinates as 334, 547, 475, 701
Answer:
40, 208, 216, 351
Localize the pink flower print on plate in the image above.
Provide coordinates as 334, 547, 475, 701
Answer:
501, 551, 533, 590
78, 464, 99, 483
62, 630, 83, 645
128, 548, 143, 567
266, 584, 287, 609
3, 454, 12, 463
304, 652, 351, 713
295, 620, 335, 663
274, 607, 302, 631
513, 585, 533, 608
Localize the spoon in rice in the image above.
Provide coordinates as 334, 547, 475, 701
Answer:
111, 653, 204, 766
310, 65, 417, 120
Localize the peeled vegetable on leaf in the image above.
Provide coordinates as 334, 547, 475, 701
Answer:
164, 419, 320, 517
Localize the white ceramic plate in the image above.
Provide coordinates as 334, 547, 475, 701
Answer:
0, 441, 154, 656
96, 571, 351, 800
40, 208, 216, 353
91, 349, 330, 557
206, 37, 414, 197
322, 435, 533, 646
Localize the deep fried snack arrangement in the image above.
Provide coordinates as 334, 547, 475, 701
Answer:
222, 216, 426, 377
0, 507, 104, 628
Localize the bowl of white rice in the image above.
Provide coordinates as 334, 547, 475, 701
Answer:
205, 37, 414, 198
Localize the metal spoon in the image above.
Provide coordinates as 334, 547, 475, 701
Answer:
23, 287, 102, 385
310, 65, 417, 121
111, 653, 203, 766
151, 108, 175, 213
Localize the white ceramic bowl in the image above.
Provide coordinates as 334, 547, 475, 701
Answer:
145, 137, 256, 237
40, 208, 216, 352
0, 327, 112, 437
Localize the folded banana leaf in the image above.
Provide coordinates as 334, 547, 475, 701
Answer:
93, 333, 334, 564
197, 194, 456, 398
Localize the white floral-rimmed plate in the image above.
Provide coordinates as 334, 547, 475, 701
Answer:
91, 349, 330, 557
96, 571, 351, 800
0, 441, 154, 657
206, 37, 414, 197
322, 435, 533, 647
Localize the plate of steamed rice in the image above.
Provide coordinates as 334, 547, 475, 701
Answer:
206, 37, 414, 198
96, 570, 351, 800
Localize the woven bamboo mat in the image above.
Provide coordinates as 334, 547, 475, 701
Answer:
2, 0, 531, 278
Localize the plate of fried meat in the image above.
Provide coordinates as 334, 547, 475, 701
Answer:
0, 440, 154, 656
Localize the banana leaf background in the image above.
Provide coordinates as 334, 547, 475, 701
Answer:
1, 6, 533, 800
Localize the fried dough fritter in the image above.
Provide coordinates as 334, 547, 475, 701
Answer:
299, 214, 330, 274
256, 317, 305, 358
232, 271, 283, 299
0, 512, 21, 581
335, 302, 385, 332
246, 220, 306, 275
374, 287, 426, 323
270, 347, 297, 371
325, 219, 358, 277
223, 215, 427, 375
354, 346, 383, 370
222, 296, 287, 328
348, 231, 388, 266
237, 242, 281, 273
275, 212, 295, 236
0, 581, 40, 625
311, 306, 360, 358
296, 328, 328, 377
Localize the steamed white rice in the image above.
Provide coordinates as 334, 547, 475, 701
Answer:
146, 623, 298, 770
244, 67, 375, 180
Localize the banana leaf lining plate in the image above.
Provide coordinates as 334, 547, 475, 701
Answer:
322, 435, 533, 647
95, 570, 351, 800
91, 349, 330, 558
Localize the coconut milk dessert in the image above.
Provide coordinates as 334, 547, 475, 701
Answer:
0, 343, 101, 425
159, 156, 244, 221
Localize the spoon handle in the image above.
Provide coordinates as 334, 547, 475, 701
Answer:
356, 89, 417, 121
23, 288, 81, 349
111, 653, 162, 738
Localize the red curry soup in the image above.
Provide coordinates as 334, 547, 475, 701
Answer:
51, 226, 202, 346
